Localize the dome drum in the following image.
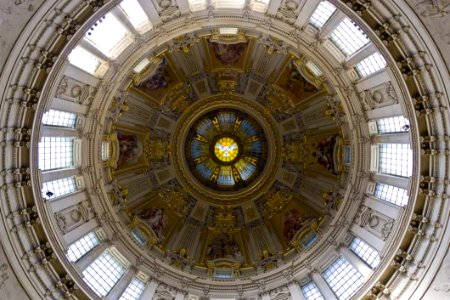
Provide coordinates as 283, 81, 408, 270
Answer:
2, 0, 447, 299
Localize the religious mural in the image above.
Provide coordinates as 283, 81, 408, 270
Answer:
206, 232, 244, 263
116, 130, 144, 169
134, 207, 168, 243
132, 56, 181, 103
311, 134, 341, 175
209, 40, 248, 65
136, 58, 169, 90
276, 62, 320, 104
281, 209, 315, 241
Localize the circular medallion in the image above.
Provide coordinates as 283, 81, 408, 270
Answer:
185, 108, 268, 191
213, 136, 240, 163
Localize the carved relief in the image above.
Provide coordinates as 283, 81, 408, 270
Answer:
415, 0, 450, 18
354, 205, 395, 241
0, 263, 9, 289
153, 0, 181, 22
54, 201, 95, 234
275, 0, 303, 24
359, 82, 398, 111
270, 285, 290, 300
154, 282, 178, 299
56, 75, 98, 105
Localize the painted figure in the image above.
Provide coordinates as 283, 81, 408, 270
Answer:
117, 130, 143, 168
282, 209, 314, 241
313, 135, 338, 174
135, 207, 167, 242
210, 41, 247, 65
206, 233, 243, 262
137, 58, 169, 90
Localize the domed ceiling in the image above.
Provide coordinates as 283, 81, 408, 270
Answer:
4, 0, 450, 299
104, 33, 345, 277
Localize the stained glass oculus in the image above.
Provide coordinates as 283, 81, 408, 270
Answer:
214, 137, 240, 162
186, 109, 267, 191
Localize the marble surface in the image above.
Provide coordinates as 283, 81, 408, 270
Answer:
406, 0, 450, 74
0, 0, 46, 73
0, 242, 30, 300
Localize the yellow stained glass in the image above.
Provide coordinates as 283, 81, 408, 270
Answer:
214, 137, 239, 162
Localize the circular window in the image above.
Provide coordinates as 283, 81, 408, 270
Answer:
185, 109, 267, 191
213, 136, 240, 163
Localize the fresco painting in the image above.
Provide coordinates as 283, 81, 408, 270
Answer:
281, 209, 315, 241
276, 62, 320, 103
312, 134, 340, 175
206, 232, 244, 263
134, 207, 168, 242
116, 130, 144, 169
136, 58, 169, 90
209, 41, 248, 65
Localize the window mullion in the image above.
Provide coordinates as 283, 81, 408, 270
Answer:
318, 10, 346, 40
296, 0, 323, 28
136, 0, 162, 25
340, 246, 372, 278
75, 242, 109, 271
311, 272, 337, 300
111, 6, 140, 37
41, 168, 78, 183
139, 279, 159, 299
106, 268, 135, 300
288, 281, 305, 300
373, 133, 410, 144
344, 43, 377, 68
78, 39, 110, 63
41, 126, 78, 138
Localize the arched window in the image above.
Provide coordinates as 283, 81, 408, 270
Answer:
379, 144, 413, 177
41, 176, 78, 200
322, 257, 364, 300
349, 237, 381, 269
309, 1, 336, 29
187, 0, 207, 11
119, 0, 153, 34
301, 281, 324, 300
84, 13, 132, 59
66, 231, 101, 262
355, 52, 387, 78
38, 137, 74, 171
374, 183, 408, 206
82, 249, 127, 296
119, 277, 146, 300
211, 0, 245, 9
330, 18, 369, 56
68, 46, 108, 77
376, 116, 410, 134
42, 109, 77, 128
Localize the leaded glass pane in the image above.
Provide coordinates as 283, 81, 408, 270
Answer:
330, 18, 369, 56
309, 1, 336, 29
82, 250, 126, 297
67, 232, 100, 262
374, 183, 408, 206
322, 257, 364, 300
349, 237, 381, 268
379, 144, 412, 177
42, 177, 77, 199
355, 52, 387, 77
38, 137, 74, 171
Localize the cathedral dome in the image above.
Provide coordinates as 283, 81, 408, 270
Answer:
0, 0, 449, 300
